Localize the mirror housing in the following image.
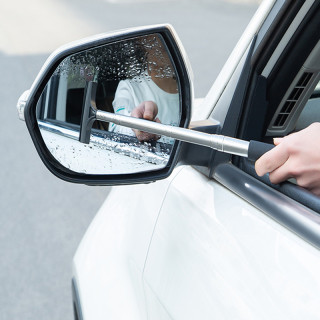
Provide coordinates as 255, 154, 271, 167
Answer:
21, 25, 193, 185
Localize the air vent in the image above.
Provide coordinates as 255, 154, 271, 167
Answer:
273, 72, 313, 127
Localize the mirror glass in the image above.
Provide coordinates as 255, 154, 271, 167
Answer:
36, 33, 181, 174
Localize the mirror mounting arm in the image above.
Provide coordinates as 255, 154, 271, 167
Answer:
79, 81, 98, 144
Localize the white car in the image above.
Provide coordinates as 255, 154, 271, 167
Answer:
18, 0, 320, 319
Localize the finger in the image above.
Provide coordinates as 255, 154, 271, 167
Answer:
136, 131, 159, 142
309, 187, 320, 197
143, 101, 158, 121
131, 104, 144, 119
255, 144, 289, 177
134, 129, 145, 142
268, 160, 294, 184
296, 172, 320, 190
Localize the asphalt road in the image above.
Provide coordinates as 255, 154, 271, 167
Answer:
0, 0, 259, 319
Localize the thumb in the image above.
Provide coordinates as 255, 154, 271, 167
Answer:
143, 101, 158, 121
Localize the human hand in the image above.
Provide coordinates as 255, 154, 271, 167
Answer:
131, 101, 161, 142
255, 122, 320, 196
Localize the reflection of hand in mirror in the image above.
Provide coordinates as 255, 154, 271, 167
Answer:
131, 101, 161, 142
110, 37, 180, 143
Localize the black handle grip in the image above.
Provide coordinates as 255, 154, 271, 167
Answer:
248, 140, 274, 161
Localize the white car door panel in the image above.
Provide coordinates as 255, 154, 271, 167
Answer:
144, 166, 320, 320
73, 167, 184, 320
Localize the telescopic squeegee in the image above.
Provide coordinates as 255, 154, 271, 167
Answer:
79, 81, 274, 162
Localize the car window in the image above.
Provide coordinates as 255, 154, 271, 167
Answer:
36, 70, 118, 131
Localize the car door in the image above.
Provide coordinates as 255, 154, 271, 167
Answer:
18, 1, 320, 319
143, 1, 320, 319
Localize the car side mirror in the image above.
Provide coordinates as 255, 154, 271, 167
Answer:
19, 24, 273, 186
19, 25, 193, 185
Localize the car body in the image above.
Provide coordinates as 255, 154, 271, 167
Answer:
18, 0, 320, 319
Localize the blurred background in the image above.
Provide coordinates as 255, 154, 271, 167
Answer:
0, 0, 260, 319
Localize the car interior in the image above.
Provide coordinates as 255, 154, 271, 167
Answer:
236, 1, 320, 212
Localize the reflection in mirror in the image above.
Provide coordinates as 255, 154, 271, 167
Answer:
36, 34, 181, 174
